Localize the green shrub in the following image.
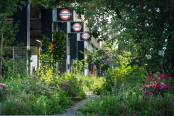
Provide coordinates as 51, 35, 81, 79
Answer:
79, 88, 174, 115
59, 74, 86, 100
1, 95, 28, 115
93, 84, 104, 95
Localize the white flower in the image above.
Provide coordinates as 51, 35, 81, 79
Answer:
158, 50, 165, 57
145, 55, 152, 60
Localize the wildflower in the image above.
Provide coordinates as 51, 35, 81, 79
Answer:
136, 83, 139, 85
146, 78, 153, 81
38, 89, 41, 93
164, 82, 170, 86
160, 83, 165, 87
146, 89, 151, 94
35, 83, 40, 85
154, 83, 161, 89
141, 85, 148, 88
158, 74, 171, 79
158, 50, 165, 57
0, 87, 3, 89
144, 94, 149, 99
50, 43, 54, 51
63, 82, 68, 85
139, 87, 143, 91
145, 55, 152, 60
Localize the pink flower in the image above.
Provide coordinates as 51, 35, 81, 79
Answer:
147, 85, 153, 88
160, 83, 165, 87
146, 78, 153, 81
146, 89, 151, 94
158, 74, 164, 78
155, 80, 159, 83
139, 87, 143, 91
141, 85, 149, 88
164, 74, 171, 79
154, 83, 161, 89
164, 82, 171, 86
0, 87, 3, 89
137, 83, 140, 85
158, 74, 171, 79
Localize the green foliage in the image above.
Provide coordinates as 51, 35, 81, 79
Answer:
87, 46, 119, 76
73, 59, 84, 74
52, 29, 66, 69
79, 89, 174, 115
102, 55, 147, 93
38, 28, 66, 78
0, 0, 26, 78
59, 73, 86, 100
0, 75, 72, 115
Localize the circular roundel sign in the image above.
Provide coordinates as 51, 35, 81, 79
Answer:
82, 32, 90, 40
59, 9, 71, 20
72, 23, 82, 32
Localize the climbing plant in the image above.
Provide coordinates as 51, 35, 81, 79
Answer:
52, 28, 66, 69
39, 28, 66, 77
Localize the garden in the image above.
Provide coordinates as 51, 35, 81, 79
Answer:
1, 0, 174, 115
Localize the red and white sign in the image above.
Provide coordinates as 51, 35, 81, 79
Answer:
59, 9, 71, 20
82, 32, 90, 40
72, 23, 82, 32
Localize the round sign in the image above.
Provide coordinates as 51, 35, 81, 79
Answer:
82, 33, 90, 40
59, 9, 71, 20
72, 23, 82, 32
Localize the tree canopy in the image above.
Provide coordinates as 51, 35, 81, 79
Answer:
1, 0, 174, 76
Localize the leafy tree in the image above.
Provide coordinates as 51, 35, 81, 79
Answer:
87, 44, 119, 76
73, 0, 174, 76
25, 0, 174, 76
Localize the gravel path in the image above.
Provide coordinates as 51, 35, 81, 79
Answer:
57, 92, 98, 116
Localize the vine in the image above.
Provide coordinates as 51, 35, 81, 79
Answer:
39, 28, 66, 78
